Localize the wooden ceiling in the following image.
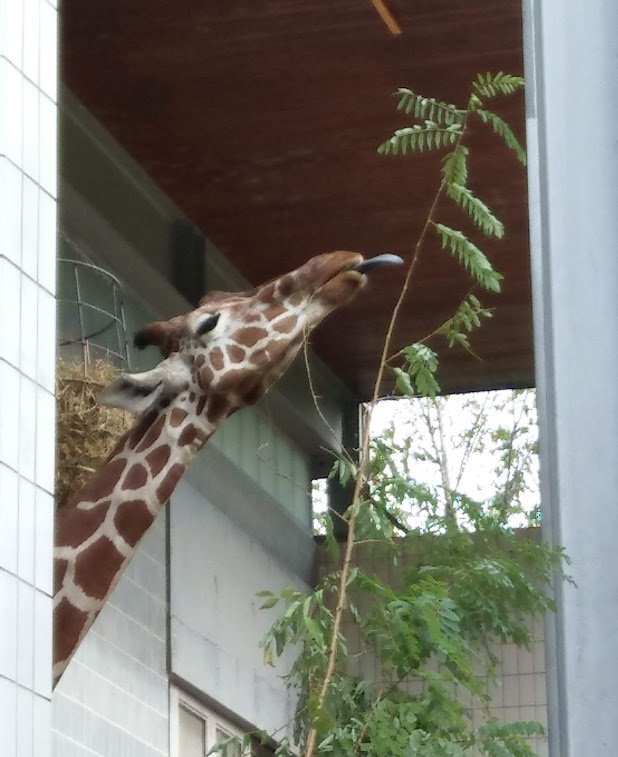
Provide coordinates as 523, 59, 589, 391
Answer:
61, 0, 531, 399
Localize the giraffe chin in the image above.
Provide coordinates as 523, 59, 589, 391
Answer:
318, 269, 367, 309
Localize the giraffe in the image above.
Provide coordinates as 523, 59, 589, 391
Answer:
53, 250, 402, 686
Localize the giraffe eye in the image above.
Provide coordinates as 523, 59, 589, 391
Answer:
194, 312, 220, 337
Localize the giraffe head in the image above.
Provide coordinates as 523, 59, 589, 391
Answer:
100, 251, 401, 416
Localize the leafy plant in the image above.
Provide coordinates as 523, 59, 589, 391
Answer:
215, 73, 564, 757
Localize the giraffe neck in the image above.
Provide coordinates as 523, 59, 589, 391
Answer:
53, 390, 232, 685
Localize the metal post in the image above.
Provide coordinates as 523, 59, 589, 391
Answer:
523, 2, 618, 754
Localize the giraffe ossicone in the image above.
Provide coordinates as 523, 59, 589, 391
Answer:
53, 251, 402, 686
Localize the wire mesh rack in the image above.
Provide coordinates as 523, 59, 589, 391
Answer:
57, 256, 131, 369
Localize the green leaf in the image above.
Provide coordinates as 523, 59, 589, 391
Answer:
446, 183, 504, 238
441, 145, 469, 187
472, 72, 525, 100
475, 108, 526, 165
434, 223, 503, 292
378, 123, 463, 156
395, 89, 466, 126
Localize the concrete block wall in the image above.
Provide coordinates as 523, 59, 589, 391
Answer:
319, 541, 549, 755
52, 511, 169, 757
0, 0, 58, 755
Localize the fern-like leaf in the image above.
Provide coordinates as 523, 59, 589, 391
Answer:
446, 183, 504, 238
395, 89, 466, 126
378, 122, 463, 156
441, 145, 469, 187
473, 72, 525, 99
434, 223, 503, 293
441, 294, 493, 350
475, 109, 526, 165
399, 343, 440, 398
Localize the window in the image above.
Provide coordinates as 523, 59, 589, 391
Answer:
171, 687, 246, 757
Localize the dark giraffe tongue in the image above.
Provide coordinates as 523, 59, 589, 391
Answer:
353, 253, 404, 273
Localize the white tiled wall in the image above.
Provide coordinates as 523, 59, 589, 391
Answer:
0, 0, 57, 755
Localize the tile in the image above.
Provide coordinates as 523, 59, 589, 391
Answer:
0, 359, 20, 469
21, 176, 38, 279
0, 58, 24, 167
20, 275, 38, 379
0, 158, 22, 264
22, 0, 40, 86
533, 640, 545, 672
0, 568, 18, 678
38, 189, 56, 293
0, 257, 21, 365
502, 674, 519, 707
501, 643, 518, 675
517, 644, 534, 675
35, 386, 55, 493
22, 76, 39, 182
518, 673, 535, 706
17, 578, 35, 687
33, 693, 52, 757
0, 675, 17, 757
19, 375, 37, 482
39, 2, 57, 102
18, 477, 35, 584
0, 0, 24, 69
36, 287, 56, 392
16, 686, 34, 757
35, 487, 53, 595
534, 672, 547, 706
38, 93, 56, 197
34, 589, 52, 697
0, 464, 19, 573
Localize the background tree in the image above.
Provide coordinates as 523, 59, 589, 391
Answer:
212, 73, 567, 757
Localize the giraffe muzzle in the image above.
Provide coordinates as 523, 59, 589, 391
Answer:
353, 253, 404, 274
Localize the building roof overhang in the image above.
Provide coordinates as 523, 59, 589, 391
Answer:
62, 0, 531, 398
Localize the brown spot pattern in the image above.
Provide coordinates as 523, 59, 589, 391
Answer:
265, 303, 286, 319
210, 346, 225, 370
213, 367, 250, 393
195, 354, 206, 369
114, 500, 155, 547
56, 500, 110, 548
189, 391, 196, 402
54, 558, 69, 595
277, 275, 294, 298
54, 597, 88, 665
71, 459, 127, 504
206, 394, 231, 424
178, 424, 198, 447
196, 395, 207, 415
135, 414, 166, 453
145, 444, 171, 477
156, 463, 186, 504
249, 348, 268, 367
235, 327, 268, 347
75, 536, 125, 600
128, 410, 158, 449
122, 463, 148, 491
198, 365, 215, 390
273, 315, 297, 333
288, 292, 303, 306
227, 345, 245, 364
170, 408, 188, 427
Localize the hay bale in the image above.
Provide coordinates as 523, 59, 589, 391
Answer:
56, 360, 133, 508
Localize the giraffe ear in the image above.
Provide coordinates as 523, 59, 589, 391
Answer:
98, 368, 166, 414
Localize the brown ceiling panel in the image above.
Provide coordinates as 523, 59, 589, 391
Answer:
62, 0, 532, 398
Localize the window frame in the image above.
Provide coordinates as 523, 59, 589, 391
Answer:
170, 685, 247, 757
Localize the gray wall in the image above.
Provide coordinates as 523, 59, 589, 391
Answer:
170, 472, 310, 740
0, 1, 58, 755
524, 2, 618, 755
52, 512, 169, 757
